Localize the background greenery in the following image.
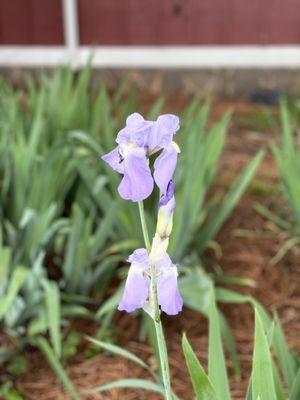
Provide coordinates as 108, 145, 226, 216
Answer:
1, 65, 298, 399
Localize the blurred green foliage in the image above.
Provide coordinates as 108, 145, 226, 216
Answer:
257, 99, 300, 265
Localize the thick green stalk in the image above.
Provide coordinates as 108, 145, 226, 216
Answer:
138, 201, 173, 400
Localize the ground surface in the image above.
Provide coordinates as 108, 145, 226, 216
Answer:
8, 99, 300, 399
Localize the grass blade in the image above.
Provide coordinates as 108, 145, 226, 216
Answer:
182, 333, 218, 400
91, 379, 165, 395
43, 279, 61, 358
198, 150, 264, 251
36, 336, 80, 400
273, 313, 298, 390
290, 367, 300, 400
252, 309, 277, 400
86, 336, 149, 370
0, 266, 27, 321
218, 311, 241, 381
208, 290, 231, 400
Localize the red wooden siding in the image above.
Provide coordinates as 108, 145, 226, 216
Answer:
0, 0, 300, 46
0, 0, 64, 45
78, 0, 300, 45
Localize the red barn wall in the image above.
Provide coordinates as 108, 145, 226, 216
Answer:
1, 0, 300, 45
0, 0, 64, 45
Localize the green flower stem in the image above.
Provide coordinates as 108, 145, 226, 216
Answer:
138, 201, 173, 400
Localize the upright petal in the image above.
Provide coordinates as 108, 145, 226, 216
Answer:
118, 147, 154, 201
116, 127, 131, 144
130, 123, 153, 148
153, 143, 178, 194
126, 113, 145, 127
101, 146, 124, 174
156, 255, 183, 315
148, 114, 179, 153
117, 113, 153, 147
118, 264, 150, 313
128, 248, 150, 267
156, 114, 179, 148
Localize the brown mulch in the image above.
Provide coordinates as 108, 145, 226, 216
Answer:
10, 100, 300, 399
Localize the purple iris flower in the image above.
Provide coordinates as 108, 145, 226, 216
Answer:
101, 113, 179, 202
118, 248, 183, 315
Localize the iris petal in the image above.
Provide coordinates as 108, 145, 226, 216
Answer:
156, 254, 183, 315
117, 113, 153, 147
101, 147, 124, 174
126, 112, 145, 127
128, 248, 150, 267
118, 264, 150, 313
156, 114, 179, 148
153, 143, 178, 194
147, 114, 179, 152
118, 147, 154, 201
157, 272, 183, 315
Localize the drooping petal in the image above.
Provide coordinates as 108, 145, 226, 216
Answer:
156, 254, 183, 315
153, 143, 178, 194
118, 264, 150, 313
157, 272, 183, 315
147, 114, 179, 153
101, 146, 124, 174
118, 147, 154, 201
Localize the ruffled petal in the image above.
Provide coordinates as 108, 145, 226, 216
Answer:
153, 143, 178, 194
116, 128, 131, 144
116, 113, 145, 145
101, 146, 124, 174
117, 113, 153, 147
118, 264, 150, 313
128, 248, 150, 267
126, 112, 145, 127
118, 147, 154, 201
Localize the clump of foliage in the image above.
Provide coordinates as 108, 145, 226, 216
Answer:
0, 65, 263, 397
257, 99, 300, 265
88, 291, 300, 400
183, 293, 300, 400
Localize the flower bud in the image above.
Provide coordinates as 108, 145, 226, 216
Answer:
149, 233, 169, 264
156, 180, 175, 239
